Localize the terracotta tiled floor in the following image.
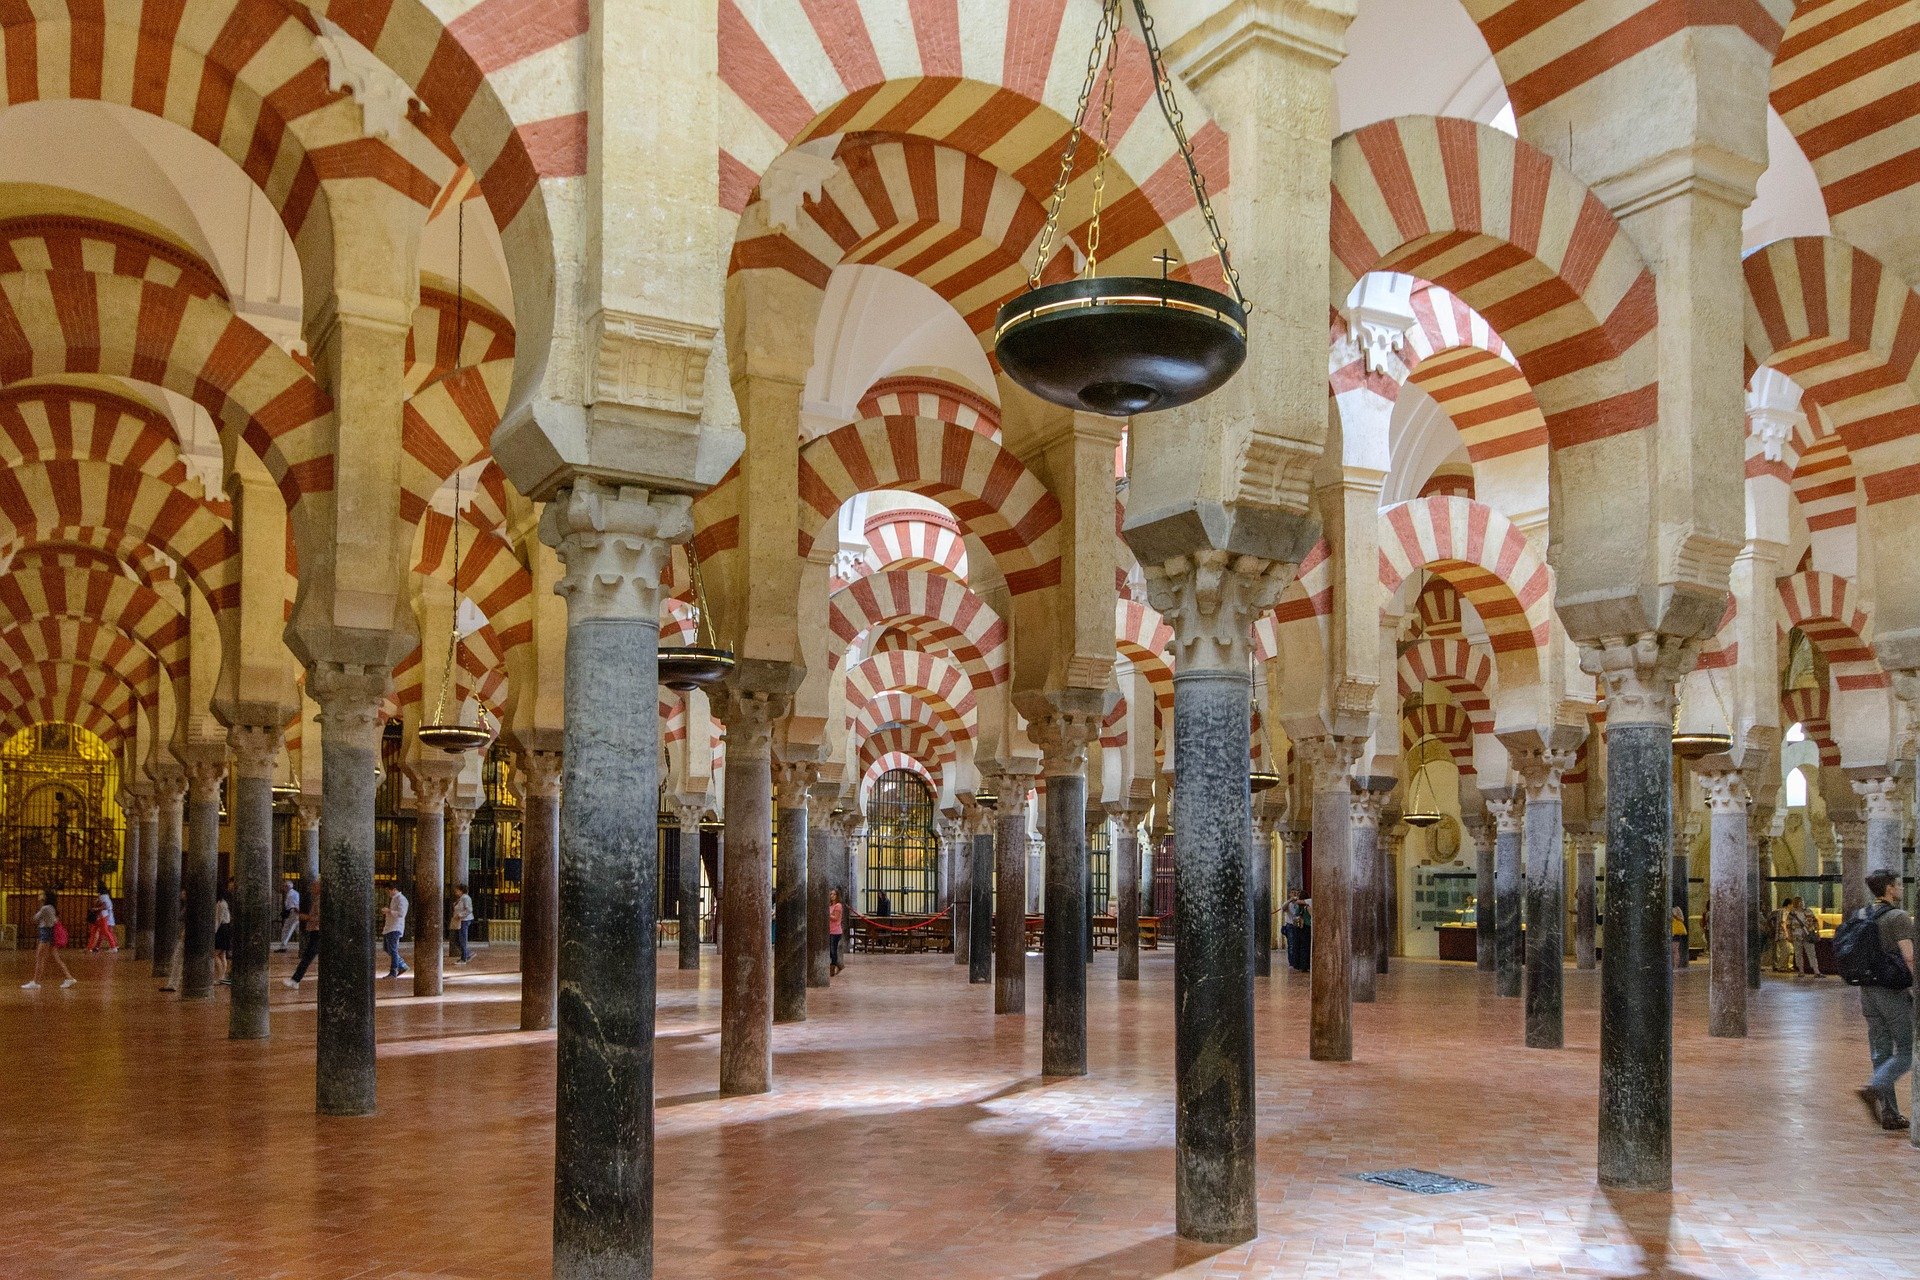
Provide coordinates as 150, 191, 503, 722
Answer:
1, 942, 1913, 1279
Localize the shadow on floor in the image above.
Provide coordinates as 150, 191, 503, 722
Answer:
1030, 1231, 1226, 1280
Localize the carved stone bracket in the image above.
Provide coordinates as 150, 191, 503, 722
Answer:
538, 479, 691, 623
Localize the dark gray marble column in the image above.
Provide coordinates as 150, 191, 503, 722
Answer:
519, 751, 562, 1031
720, 689, 781, 1093
308, 664, 387, 1117
1590, 637, 1683, 1193
132, 793, 157, 960
448, 800, 475, 935
1856, 774, 1903, 886
1379, 823, 1399, 975
1349, 788, 1387, 1003
181, 757, 225, 1001
1468, 816, 1495, 973
1487, 794, 1523, 999
674, 800, 706, 974
989, 769, 1035, 1015
807, 790, 835, 986
1251, 814, 1274, 977
831, 816, 857, 968
1114, 807, 1143, 981
1835, 817, 1867, 920
947, 813, 969, 969
1307, 739, 1361, 1063
410, 767, 456, 999
1282, 827, 1304, 897
1574, 832, 1598, 970
772, 760, 814, 1024
541, 483, 683, 1278
1699, 769, 1749, 1038
1514, 750, 1573, 1049
1746, 818, 1767, 991
228, 726, 280, 1040
144, 790, 170, 969
968, 810, 993, 985
296, 798, 322, 886
117, 795, 141, 944
1032, 708, 1098, 1078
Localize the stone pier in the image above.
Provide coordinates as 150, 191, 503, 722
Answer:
181, 755, 225, 1001
1487, 793, 1523, 999
1700, 769, 1750, 1038
720, 688, 782, 1093
773, 759, 815, 1024
518, 750, 563, 1031
228, 725, 280, 1040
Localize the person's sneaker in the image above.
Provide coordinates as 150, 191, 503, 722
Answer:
20, 981, 39, 990
282, 978, 299, 989
60, 977, 76, 988
1885, 1108, 1911, 1131
1858, 1086, 1889, 1126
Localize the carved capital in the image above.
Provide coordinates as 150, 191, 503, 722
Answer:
538, 479, 691, 622
1852, 775, 1900, 820
294, 797, 323, 835
775, 759, 820, 811
982, 764, 1040, 820
1486, 795, 1524, 835
1699, 770, 1750, 815
1295, 735, 1364, 794
1139, 549, 1292, 672
1028, 709, 1101, 778
1349, 787, 1389, 830
410, 768, 457, 813
962, 800, 997, 838
1578, 633, 1699, 727
306, 661, 391, 751
447, 802, 476, 841
516, 748, 564, 800
671, 797, 708, 833
719, 690, 786, 761
227, 723, 281, 781
1511, 747, 1577, 802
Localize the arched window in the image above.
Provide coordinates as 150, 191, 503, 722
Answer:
863, 768, 937, 915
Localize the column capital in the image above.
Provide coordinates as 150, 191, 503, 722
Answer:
1851, 774, 1901, 819
937, 814, 965, 843
294, 796, 323, 834
1511, 747, 1578, 802
671, 796, 708, 832
718, 689, 788, 761
181, 750, 227, 802
981, 762, 1040, 820
1578, 633, 1700, 726
516, 748, 564, 800
1139, 550, 1293, 673
537, 479, 691, 622
1026, 704, 1103, 778
1295, 735, 1364, 793
1485, 794, 1524, 835
306, 660, 391, 748
774, 759, 819, 810
410, 770, 457, 813
1349, 787, 1389, 830
962, 799, 997, 837
447, 801, 476, 840
226, 723, 282, 781
1698, 769, 1750, 814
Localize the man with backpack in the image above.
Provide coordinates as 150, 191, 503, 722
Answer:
1838, 869, 1915, 1130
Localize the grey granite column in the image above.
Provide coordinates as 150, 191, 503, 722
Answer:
117, 794, 141, 944
228, 726, 280, 1040
773, 760, 815, 1024
1487, 793, 1523, 999
720, 688, 782, 1093
1574, 831, 1598, 970
949, 813, 970, 969
1698, 769, 1749, 1038
808, 789, 836, 985
409, 765, 456, 999
1379, 822, 1400, 975
1834, 816, 1867, 920
968, 805, 993, 985
1746, 815, 1768, 991
1031, 706, 1099, 1077
134, 793, 158, 960
1251, 813, 1274, 977
1349, 788, 1387, 1003
831, 814, 858, 967
989, 769, 1036, 1014
147, 784, 175, 972
307, 664, 388, 1116
518, 750, 562, 1031
295, 797, 322, 886
1587, 635, 1687, 1192
448, 799, 476, 929
674, 799, 706, 973
1113, 806, 1144, 981
1514, 747, 1575, 1049
181, 755, 225, 1001
1282, 827, 1304, 897
1854, 773, 1903, 891
541, 481, 685, 1278
1468, 815, 1495, 972
1305, 738, 1362, 1062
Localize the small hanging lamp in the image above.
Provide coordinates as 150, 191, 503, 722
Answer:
1671, 664, 1733, 761
658, 551, 735, 692
1249, 770, 1282, 794
418, 467, 495, 754
1400, 764, 1443, 830
994, 0, 1248, 416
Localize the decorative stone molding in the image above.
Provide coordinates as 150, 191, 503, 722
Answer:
672, 798, 707, 833
411, 772, 456, 814
516, 749, 564, 801
183, 754, 227, 803
759, 146, 841, 233
1486, 795, 1523, 835
1577, 633, 1701, 726
306, 661, 390, 748
295, 797, 322, 835
775, 759, 820, 811
962, 800, 997, 838
1028, 710, 1102, 778
1349, 788, 1388, 831
227, 724, 281, 781
1699, 770, 1750, 814
447, 803, 476, 841
1295, 736, 1364, 794
1852, 775, 1900, 820
589, 310, 716, 422
1140, 550, 1293, 672
540, 480, 691, 623
1511, 748, 1577, 802
313, 16, 421, 141
981, 764, 1040, 820
1746, 404, 1802, 465
719, 691, 785, 762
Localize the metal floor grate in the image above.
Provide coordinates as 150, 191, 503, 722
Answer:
1350, 1168, 1492, 1195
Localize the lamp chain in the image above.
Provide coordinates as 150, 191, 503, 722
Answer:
1028, 0, 1119, 289
432, 468, 464, 726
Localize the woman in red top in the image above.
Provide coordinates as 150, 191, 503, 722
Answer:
828, 889, 845, 976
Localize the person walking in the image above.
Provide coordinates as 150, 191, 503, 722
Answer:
212, 888, 233, 984
21, 890, 76, 989
1280, 891, 1310, 972
381, 884, 409, 980
86, 883, 118, 953
448, 883, 474, 965
1670, 906, 1690, 968
828, 888, 845, 976
1849, 869, 1914, 1131
275, 879, 301, 953
284, 880, 321, 988
1790, 897, 1822, 976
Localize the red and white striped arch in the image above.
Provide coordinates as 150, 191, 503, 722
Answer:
0, 562, 188, 681
857, 376, 999, 441
399, 290, 517, 525
1398, 637, 1496, 733
844, 649, 976, 741
859, 751, 938, 805
0, 216, 228, 301
1115, 598, 1174, 720
1781, 683, 1841, 767
1697, 597, 1740, 673
0, 616, 162, 712
1402, 701, 1476, 776
860, 509, 970, 581
9, 528, 179, 593
1253, 538, 1334, 663
1792, 430, 1861, 536
1378, 497, 1554, 655
1331, 118, 1658, 454
0, 662, 138, 744
828, 568, 1008, 687
1777, 569, 1887, 691
412, 509, 534, 653
851, 689, 953, 744
0, 385, 192, 482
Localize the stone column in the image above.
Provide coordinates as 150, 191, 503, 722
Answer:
409, 765, 457, 999
1348, 788, 1387, 1003
948, 812, 970, 969
518, 750, 563, 1031
1251, 812, 1275, 977
295, 797, 322, 886
1853, 774, 1902, 897
1833, 815, 1868, 920
181, 755, 226, 1001
1574, 831, 1599, 971
132, 794, 157, 960
987, 768, 1037, 1015
228, 725, 280, 1039
147, 783, 175, 973
831, 812, 859, 966
1514, 749, 1574, 1049
1486, 793, 1524, 999
673, 799, 707, 973
1141, 551, 1290, 1247
808, 789, 837, 985
1113, 806, 1145, 981
719, 689, 783, 1093
1281, 826, 1305, 897
772, 759, 816, 1024
1467, 816, 1495, 973
117, 795, 141, 943
1304, 737, 1363, 1062
307, 663, 389, 1116
1584, 634, 1692, 1192
447, 799, 476, 924
1746, 809, 1769, 991
1696, 769, 1750, 1038
540, 481, 686, 1277
1380, 821, 1402, 975
967, 803, 993, 985
1031, 709, 1100, 1077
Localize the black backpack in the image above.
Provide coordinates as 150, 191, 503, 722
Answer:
1834, 905, 1913, 990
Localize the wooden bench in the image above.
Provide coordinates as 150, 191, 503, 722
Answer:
850, 914, 953, 954
1016, 915, 1161, 952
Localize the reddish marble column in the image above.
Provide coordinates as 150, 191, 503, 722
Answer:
409, 766, 457, 999
517, 750, 562, 1032
720, 688, 783, 1095
1303, 737, 1362, 1063
1699, 769, 1750, 1039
